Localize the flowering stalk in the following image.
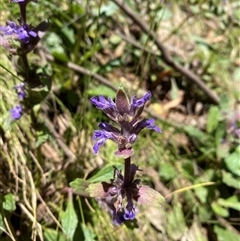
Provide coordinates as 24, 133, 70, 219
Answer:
1, 0, 49, 120
87, 88, 165, 225
123, 157, 131, 188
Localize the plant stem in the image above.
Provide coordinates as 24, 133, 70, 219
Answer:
19, 3, 27, 23
123, 156, 131, 187
20, 54, 30, 74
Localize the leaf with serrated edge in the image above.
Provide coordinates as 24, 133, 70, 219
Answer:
86, 182, 112, 198
70, 178, 90, 196
61, 198, 78, 240
135, 185, 165, 206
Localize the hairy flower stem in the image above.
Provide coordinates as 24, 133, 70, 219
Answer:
123, 157, 131, 187
20, 54, 30, 75
19, 3, 28, 23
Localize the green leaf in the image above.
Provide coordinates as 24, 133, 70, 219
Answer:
109, 35, 122, 45
207, 106, 220, 133
194, 186, 208, 204
61, 197, 78, 241
88, 163, 123, 183
81, 224, 96, 241
218, 196, 240, 212
211, 201, 229, 217
86, 182, 110, 198
136, 185, 165, 207
159, 162, 177, 181
222, 171, 240, 189
35, 131, 49, 147
69, 179, 90, 197
3, 193, 16, 211
197, 206, 213, 222
43, 228, 66, 241
170, 79, 179, 100
61, 27, 75, 45
184, 126, 211, 146
156, 8, 173, 21
214, 225, 240, 241
28, 82, 51, 105
181, 160, 194, 180
99, 2, 118, 16
186, 220, 208, 241
88, 86, 116, 99
219, 94, 229, 110
224, 151, 240, 177
216, 141, 229, 159
166, 203, 187, 240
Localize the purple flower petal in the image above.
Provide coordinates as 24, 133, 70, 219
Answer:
99, 122, 120, 133
128, 134, 137, 143
134, 118, 162, 134
145, 118, 162, 132
92, 130, 114, 154
131, 91, 151, 109
93, 130, 113, 140
113, 211, 125, 226
90, 96, 116, 110
0, 21, 37, 43
93, 138, 107, 154
10, 105, 23, 120
14, 83, 25, 100
0, 21, 18, 34
123, 210, 135, 220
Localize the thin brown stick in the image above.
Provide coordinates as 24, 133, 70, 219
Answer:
43, 53, 117, 91
112, 0, 220, 104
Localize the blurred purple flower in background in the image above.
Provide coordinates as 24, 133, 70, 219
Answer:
14, 83, 25, 100
0, 21, 37, 43
226, 110, 240, 139
10, 105, 23, 120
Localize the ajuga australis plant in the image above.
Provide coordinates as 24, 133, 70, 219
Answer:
83, 88, 165, 225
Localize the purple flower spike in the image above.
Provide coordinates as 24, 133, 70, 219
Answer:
14, 83, 25, 100
91, 89, 162, 156
10, 105, 23, 120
